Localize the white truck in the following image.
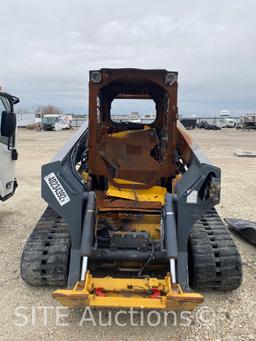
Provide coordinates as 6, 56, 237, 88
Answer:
42, 114, 72, 131
0, 92, 19, 201
222, 118, 237, 128
218, 111, 236, 128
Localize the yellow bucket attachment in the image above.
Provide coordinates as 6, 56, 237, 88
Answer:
53, 272, 204, 310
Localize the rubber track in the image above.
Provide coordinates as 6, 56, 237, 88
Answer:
189, 208, 242, 291
21, 206, 70, 287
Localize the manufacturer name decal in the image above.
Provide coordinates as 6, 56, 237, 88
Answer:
44, 172, 70, 206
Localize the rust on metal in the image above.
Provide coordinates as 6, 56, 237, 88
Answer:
88, 68, 178, 190
95, 190, 162, 211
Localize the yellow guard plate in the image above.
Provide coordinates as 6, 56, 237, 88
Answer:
106, 178, 167, 205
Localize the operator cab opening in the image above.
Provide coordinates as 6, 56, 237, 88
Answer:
110, 99, 156, 124
88, 69, 178, 191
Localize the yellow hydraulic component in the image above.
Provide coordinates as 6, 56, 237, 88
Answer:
106, 178, 167, 205
53, 272, 204, 310
131, 213, 161, 239
172, 173, 182, 194
111, 126, 151, 138
113, 178, 142, 185
81, 171, 89, 182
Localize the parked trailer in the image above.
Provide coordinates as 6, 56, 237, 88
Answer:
240, 114, 256, 130
180, 118, 197, 129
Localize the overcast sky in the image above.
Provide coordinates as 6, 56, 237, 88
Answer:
0, 0, 256, 116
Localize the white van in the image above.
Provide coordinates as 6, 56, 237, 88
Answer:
42, 114, 72, 131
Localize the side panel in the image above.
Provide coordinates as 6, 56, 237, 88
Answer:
175, 146, 221, 290
0, 141, 16, 200
42, 123, 89, 287
0, 96, 17, 201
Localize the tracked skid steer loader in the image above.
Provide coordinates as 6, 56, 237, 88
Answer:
21, 69, 242, 310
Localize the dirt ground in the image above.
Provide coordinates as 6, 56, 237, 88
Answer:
0, 128, 255, 341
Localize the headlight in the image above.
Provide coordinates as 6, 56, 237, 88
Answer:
90, 71, 102, 83
165, 72, 178, 86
